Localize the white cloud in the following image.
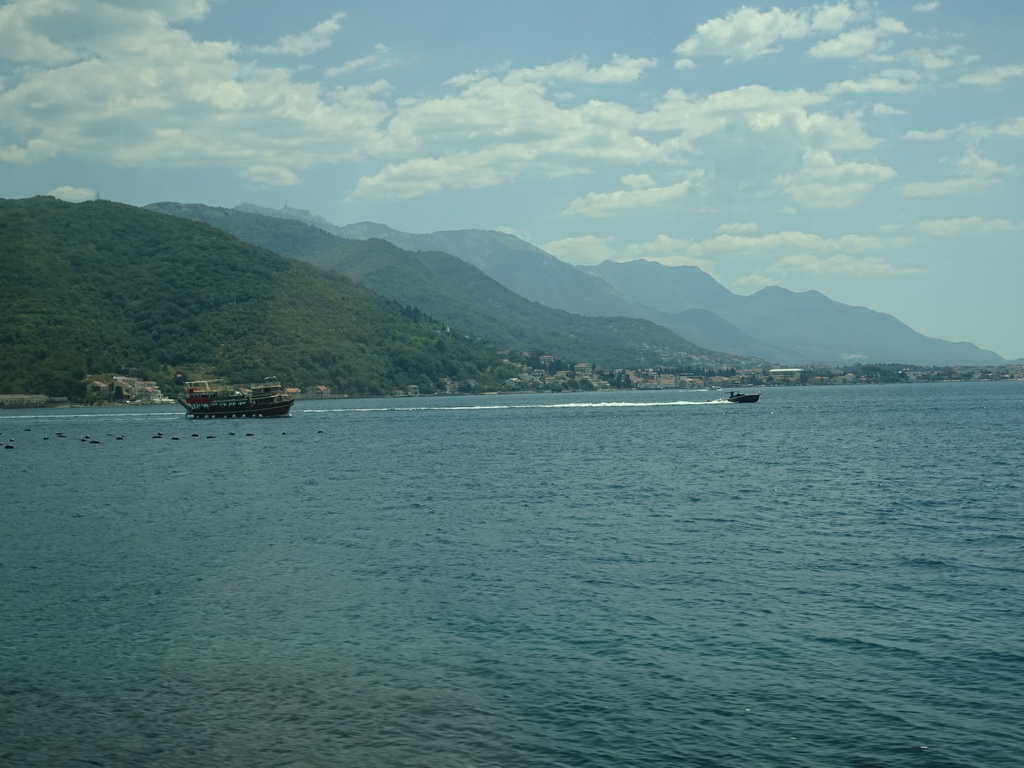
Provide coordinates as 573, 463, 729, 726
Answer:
808, 17, 907, 59
768, 253, 922, 276
242, 165, 299, 187
448, 54, 656, 88
651, 86, 881, 207
956, 146, 1016, 178
900, 147, 1016, 197
4, 0, 1013, 229
621, 174, 656, 189
0, 20, 664, 201
549, 228, 913, 278
354, 59, 664, 200
0, 2, 389, 170
548, 80, 892, 216
544, 233, 720, 272
673, 3, 857, 63
256, 13, 345, 56
826, 69, 920, 95
644, 85, 829, 131
326, 44, 396, 77
48, 185, 97, 202
0, 0, 212, 64
542, 235, 621, 265
776, 150, 896, 208
904, 127, 957, 140
716, 222, 758, 234
900, 177, 996, 196
561, 181, 693, 218
906, 47, 960, 70
693, 230, 911, 256
916, 216, 1024, 235
872, 103, 905, 116
944, 116, 1024, 142
355, 116, 661, 200
621, 235, 719, 272
958, 64, 1024, 88
544, 234, 720, 274
732, 272, 776, 290
534, 54, 658, 84
913, 2, 939, 11
104, 0, 210, 21
994, 116, 1024, 137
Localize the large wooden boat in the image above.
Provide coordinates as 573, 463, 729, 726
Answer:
176, 378, 294, 418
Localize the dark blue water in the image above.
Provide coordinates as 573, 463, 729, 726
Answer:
3, 383, 1022, 767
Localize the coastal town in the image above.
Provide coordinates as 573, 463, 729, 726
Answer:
2, 360, 1022, 408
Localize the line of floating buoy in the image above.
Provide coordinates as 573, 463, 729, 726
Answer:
2, 428, 324, 448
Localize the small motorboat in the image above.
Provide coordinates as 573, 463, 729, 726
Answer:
724, 391, 760, 403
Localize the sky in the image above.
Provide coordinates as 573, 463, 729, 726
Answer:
2, 0, 1022, 361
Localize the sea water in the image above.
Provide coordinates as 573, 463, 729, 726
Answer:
2, 382, 1022, 767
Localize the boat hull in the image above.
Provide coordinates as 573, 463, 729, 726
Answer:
726, 393, 760, 403
176, 394, 294, 418
176, 377, 295, 419
176, 399, 292, 417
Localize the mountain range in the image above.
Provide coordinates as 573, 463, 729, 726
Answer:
149, 202, 741, 370
234, 203, 1003, 367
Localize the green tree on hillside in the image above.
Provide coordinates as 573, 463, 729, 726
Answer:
0, 197, 512, 398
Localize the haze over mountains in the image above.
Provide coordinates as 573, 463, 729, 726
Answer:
235, 203, 1004, 367
149, 202, 733, 370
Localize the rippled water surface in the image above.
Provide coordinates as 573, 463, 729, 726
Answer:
3, 383, 1023, 766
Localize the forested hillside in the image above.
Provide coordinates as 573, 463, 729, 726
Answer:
0, 197, 512, 398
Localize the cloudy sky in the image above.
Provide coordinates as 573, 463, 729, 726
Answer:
2, 0, 1022, 360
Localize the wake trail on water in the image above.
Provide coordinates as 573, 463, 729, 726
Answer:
306, 399, 720, 414
1, 399, 725, 422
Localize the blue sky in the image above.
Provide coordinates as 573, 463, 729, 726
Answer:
2, 0, 1022, 360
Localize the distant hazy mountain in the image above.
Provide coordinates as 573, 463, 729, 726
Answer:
237, 205, 637, 317
237, 204, 1004, 366
236, 203, 341, 233
152, 203, 736, 368
584, 260, 1004, 366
